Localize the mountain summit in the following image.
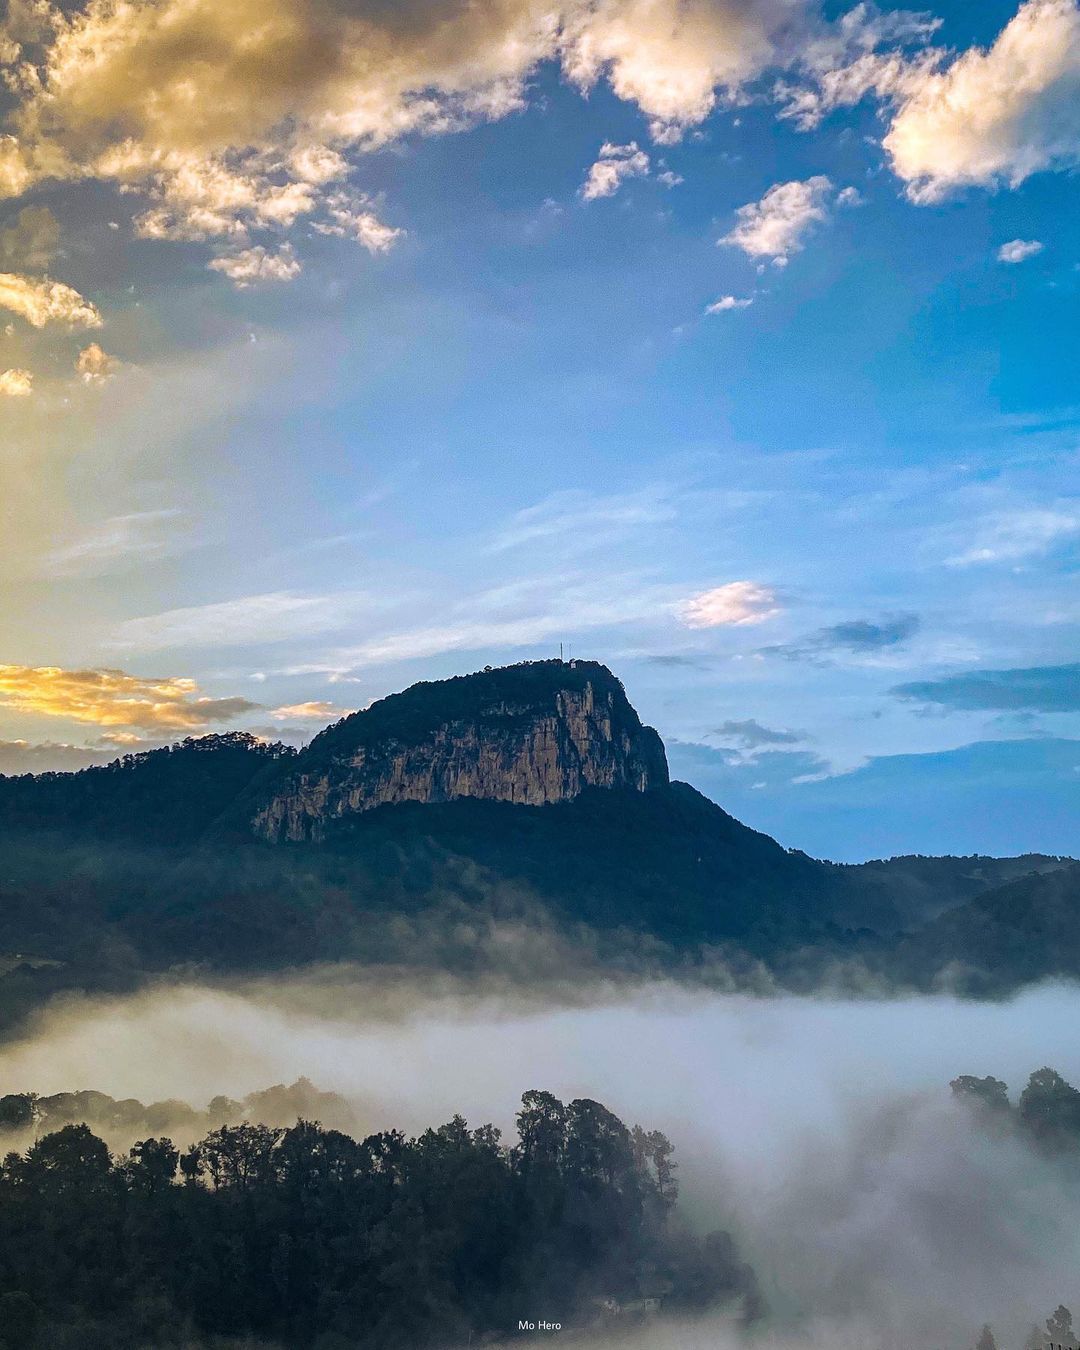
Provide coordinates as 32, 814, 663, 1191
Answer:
250, 660, 668, 842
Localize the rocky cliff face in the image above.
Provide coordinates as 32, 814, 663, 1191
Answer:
251, 660, 668, 842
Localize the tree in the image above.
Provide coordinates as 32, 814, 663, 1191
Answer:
975, 1324, 998, 1350
1046, 1306, 1075, 1346
125, 1136, 179, 1195
951, 1076, 1010, 1115
1019, 1070, 1080, 1148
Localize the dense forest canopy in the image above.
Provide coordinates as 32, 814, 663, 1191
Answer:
0, 1090, 759, 1350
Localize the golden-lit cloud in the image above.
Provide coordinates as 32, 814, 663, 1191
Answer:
208, 244, 302, 287
677, 581, 781, 628
0, 663, 260, 731
883, 0, 1080, 200
0, 271, 101, 327
270, 700, 354, 722
0, 367, 33, 396
0, 0, 798, 263
75, 341, 121, 384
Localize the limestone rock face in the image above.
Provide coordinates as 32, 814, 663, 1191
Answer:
251, 661, 668, 842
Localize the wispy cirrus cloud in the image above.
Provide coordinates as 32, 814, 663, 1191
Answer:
0, 664, 259, 731
110, 590, 377, 652
490, 487, 675, 552
44, 510, 186, 577
944, 505, 1080, 566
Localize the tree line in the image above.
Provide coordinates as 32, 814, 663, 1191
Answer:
0, 1089, 760, 1349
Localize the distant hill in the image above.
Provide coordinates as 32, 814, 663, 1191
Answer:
0, 659, 1074, 1019
898, 861, 1080, 994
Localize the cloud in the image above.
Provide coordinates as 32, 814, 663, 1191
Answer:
720, 176, 854, 264
0, 664, 260, 731
944, 506, 1080, 566
207, 244, 301, 287
892, 663, 1080, 713
677, 581, 781, 628
110, 591, 375, 651
44, 509, 185, 576
0, 0, 802, 268
706, 294, 753, 312
883, 0, 1080, 201
270, 700, 354, 722
0, 367, 32, 396
711, 718, 804, 749
0, 204, 59, 270
0, 738, 118, 776
75, 342, 121, 384
0, 271, 101, 327
490, 487, 675, 552
763, 613, 921, 661
310, 195, 402, 252
561, 0, 793, 144
776, 4, 944, 130
997, 237, 1044, 263
580, 141, 650, 200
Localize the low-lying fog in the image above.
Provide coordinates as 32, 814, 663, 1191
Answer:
4, 974, 1080, 1349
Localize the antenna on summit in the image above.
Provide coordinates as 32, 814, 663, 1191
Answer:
559, 642, 564, 661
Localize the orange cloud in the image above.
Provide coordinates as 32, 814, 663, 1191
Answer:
0, 664, 260, 731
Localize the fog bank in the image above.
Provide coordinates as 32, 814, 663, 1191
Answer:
3, 974, 1080, 1348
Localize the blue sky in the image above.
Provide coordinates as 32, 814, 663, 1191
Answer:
0, 0, 1077, 860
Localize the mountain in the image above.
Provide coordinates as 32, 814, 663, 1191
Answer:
897, 861, 1080, 994
246, 660, 669, 842
0, 658, 1074, 1019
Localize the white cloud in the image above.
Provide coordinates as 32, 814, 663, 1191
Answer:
44, 509, 185, 576
721, 176, 852, 264
208, 244, 301, 287
562, 0, 791, 144
490, 487, 675, 552
0, 271, 101, 327
111, 590, 375, 651
76, 341, 121, 384
997, 238, 1044, 263
883, 0, 1080, 201
0, 366, 32, 396
270, 700, 354, 722
580, 141, 650, 200
706, 294, 754, 313
777, 3, 944, 130
945, 506, 1080, 567
677, 581, 781, 627
0, 0, 802, 270
310, 195, 403, 253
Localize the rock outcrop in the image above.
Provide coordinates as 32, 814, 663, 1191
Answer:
250, 660, 668, 842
